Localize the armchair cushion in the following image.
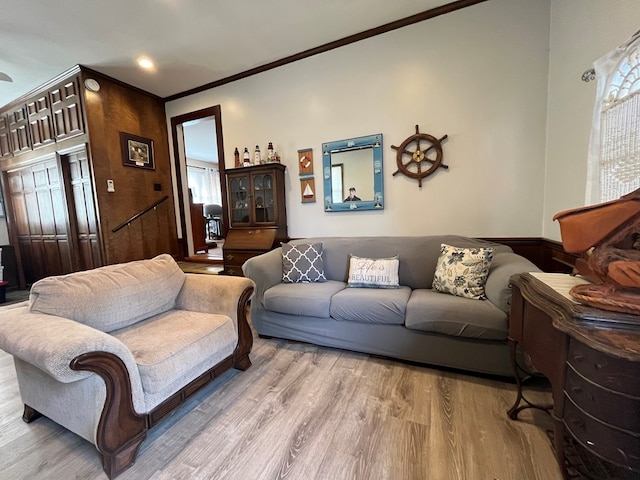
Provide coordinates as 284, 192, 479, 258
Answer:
29, 254, 185, 332
112, 309, 237, 410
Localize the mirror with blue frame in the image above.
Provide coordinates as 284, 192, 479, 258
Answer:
322, 133, 383, 212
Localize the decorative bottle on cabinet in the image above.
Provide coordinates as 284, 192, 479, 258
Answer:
267, 142, 274, 162
243, 147, 251, 167
234, 147, 240, 168
223, 163, 288, 276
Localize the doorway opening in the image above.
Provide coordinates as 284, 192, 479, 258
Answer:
170, 105, 228, 263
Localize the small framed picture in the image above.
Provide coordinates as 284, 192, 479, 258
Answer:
300, 177, 316, 203
121, 132, 155, 170
298, 148, 313, 176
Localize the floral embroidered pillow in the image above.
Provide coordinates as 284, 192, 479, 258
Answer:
432, 244, 495, 300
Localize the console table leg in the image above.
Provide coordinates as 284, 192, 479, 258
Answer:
507, 340, 553, 419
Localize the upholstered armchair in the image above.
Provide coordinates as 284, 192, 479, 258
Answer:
0, 254, 254, 478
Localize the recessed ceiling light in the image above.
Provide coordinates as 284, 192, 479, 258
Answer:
137, 57, 155, 70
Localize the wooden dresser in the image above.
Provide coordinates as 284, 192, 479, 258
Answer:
509, 272, 640, 479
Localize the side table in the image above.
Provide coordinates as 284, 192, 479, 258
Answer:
508, 272, 640, 479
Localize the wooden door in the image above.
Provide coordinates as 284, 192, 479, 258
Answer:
62, 147, 103, 271
8, 156, 74, 283
6, 147, 101, 284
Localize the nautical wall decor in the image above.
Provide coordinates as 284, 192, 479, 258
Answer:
391, 125, 448, 188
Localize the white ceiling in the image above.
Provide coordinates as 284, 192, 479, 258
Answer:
0, 0, 456, 108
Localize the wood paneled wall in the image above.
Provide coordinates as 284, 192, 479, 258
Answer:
0, 66, 180, 285
81, 70, 179, 265
482, 237, 578, 273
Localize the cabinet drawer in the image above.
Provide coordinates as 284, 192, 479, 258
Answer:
567, 339, 640, 397
224, 265, 244, 277
564, 398, 640, 472
565, 365, 640, 432
223, 249, 258, 266
223, 249, 265, 276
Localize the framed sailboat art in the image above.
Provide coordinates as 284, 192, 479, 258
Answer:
300, 178, 316, 203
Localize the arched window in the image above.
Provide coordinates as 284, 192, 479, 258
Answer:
587, 30, 640, 203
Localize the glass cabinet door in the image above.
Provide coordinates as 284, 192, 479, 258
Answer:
253, 173, 274, 223
230, 176, 249, 224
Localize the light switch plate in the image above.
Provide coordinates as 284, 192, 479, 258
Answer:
107, 179, 115, 192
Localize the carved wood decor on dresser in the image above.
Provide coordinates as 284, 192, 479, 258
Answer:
0, 323, 564, 479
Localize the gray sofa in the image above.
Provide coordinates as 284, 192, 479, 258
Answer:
0, 254, 255, 479
243, 236, 540, 377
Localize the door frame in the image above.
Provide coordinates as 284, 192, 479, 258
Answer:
170, 105, 228, 259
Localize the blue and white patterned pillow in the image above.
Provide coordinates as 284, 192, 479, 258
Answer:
282, 243, 327, 283
432, 244, 495, 300
347, 255, 400, 288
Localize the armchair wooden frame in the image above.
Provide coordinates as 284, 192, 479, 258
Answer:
21, 285, 254, 479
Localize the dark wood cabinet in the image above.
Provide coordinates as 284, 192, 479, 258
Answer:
0, 75, 84, 160
509, 272, 640, 480
7, 105, 31, 155
26, 94, 55, 149
50, 77, 84, 141
0, 115, 11, 158
223, 163, 287, 275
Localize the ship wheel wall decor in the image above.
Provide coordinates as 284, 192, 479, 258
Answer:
391, 125, 448, 187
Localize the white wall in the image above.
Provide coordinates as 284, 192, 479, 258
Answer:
543, 0, 640, 241
166, 0, 551, 239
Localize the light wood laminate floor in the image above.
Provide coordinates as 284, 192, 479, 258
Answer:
0, 330, 563, 479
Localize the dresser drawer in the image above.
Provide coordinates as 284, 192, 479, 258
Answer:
567, 339, 640, 397
223, 249, 258, 266
223, 249, 266, 276
564, 397, 640, 472
564, 365, 640, 432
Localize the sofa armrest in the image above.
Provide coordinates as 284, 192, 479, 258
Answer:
242, 248, 283, 306
0, 305, 141, 388
176, 274, 255, 370
485, 252, 541, 313
175, 274, 255, 329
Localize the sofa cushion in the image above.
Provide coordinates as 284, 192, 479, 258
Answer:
112, 309, 236, 410
405, 289, 507, 340
29, 254, 185, 333
264, 280, 346, 318
432, 244, 495, 300
347, 255, 400, 288
282, 242, 327, 283
330, 286, 411, 324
